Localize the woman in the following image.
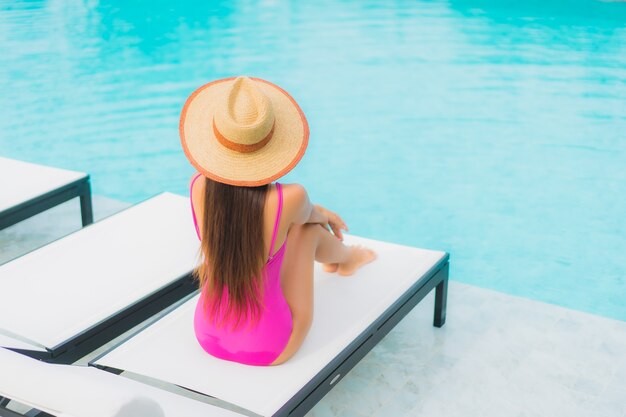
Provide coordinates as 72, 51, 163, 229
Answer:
180, 76, 376, 366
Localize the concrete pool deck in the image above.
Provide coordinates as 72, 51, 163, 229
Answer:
1, 196, 625, 417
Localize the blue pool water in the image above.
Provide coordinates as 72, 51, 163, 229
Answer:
1, 0, 625, 320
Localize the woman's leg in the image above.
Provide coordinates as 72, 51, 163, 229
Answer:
271, 224, 375, 365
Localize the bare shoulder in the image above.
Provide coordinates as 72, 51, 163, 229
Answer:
190, 172, 205, 208
279, 183, 310, 225
189, 172, 204, 189
280, 183, 308, 206
189, 172, 203, 186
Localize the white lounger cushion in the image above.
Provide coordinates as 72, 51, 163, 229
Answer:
0, 157, 86, 213
0, 193, 198, 350
94, 235, 446, 416
0, 348, 241, 417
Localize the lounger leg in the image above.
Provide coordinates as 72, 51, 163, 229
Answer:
433, 267, 448, 327
79, 179, 94, 227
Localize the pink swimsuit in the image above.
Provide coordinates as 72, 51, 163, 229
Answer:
190, 175, 293, 366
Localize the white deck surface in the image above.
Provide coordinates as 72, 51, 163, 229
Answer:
308, 281, 626, 417
0, 157, 86, 213
94, 235, 446, 416
0, 193, 199, 350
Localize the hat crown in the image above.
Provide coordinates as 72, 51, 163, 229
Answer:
214, 77, 275, 150
229, 78, 261, 124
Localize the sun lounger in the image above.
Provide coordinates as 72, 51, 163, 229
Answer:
0, 185, 449, 416
0, 157, 93, 230
92, 235, 449, 417
0, 193, 199, 363
0, 347, 243, 417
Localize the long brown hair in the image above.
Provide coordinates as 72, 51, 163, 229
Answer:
194, 177, 270, 328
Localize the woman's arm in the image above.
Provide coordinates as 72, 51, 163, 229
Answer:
284, 184, 348, 239
307, 204, 328, 225
286, 184, 328, 226
313, 204, 348, 240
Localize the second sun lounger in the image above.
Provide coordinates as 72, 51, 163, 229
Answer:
0, 157, 93, 230
0, 193, 198, 363
92, 235, 449, 417
0, 347, 243, 417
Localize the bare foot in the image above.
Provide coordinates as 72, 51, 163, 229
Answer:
323, 263, 339, 273
337, 245, 377, 276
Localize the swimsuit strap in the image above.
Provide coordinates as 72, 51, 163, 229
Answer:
268, 182, 283, 258
190, 173, 203, 240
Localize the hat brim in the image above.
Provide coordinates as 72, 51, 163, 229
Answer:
180, 77, 309, 187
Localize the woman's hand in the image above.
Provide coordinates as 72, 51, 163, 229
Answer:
315, 205, 348, 240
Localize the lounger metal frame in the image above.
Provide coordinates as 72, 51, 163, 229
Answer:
93, 254, 450, 417
0, 176, 93, 230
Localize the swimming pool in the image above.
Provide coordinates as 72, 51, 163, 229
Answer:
1, 0, 625, 321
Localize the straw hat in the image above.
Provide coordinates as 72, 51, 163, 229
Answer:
180, 76, 309, 186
